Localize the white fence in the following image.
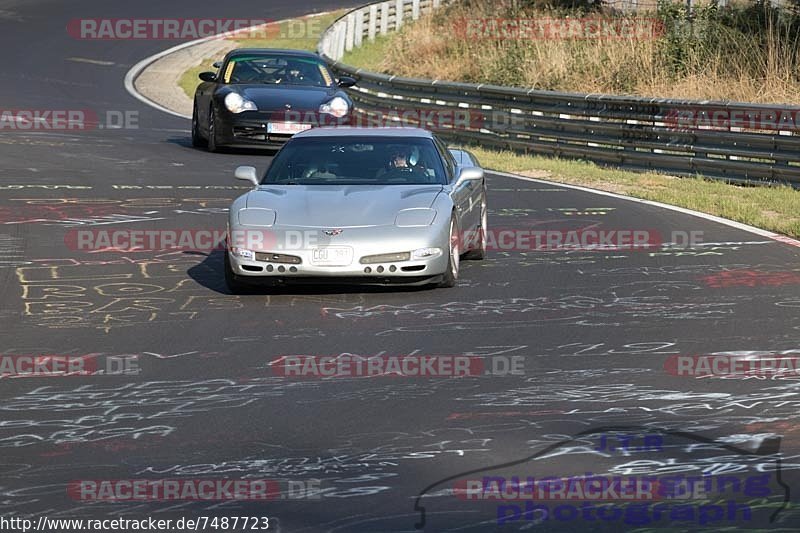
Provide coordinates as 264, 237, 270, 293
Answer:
318, 0, 448, 61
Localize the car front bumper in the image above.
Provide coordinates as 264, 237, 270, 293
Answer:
227, 225, 450, 285
216, 112, 352, 149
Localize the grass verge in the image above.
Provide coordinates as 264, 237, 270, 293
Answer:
178, 10, 346, 99
343, 1, 800, 104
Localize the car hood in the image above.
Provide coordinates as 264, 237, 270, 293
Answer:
243, 185, 444, 227
226, 85, 339, 112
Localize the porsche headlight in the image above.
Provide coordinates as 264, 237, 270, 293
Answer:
319, 96, 350, 118
224, 92, 257, 114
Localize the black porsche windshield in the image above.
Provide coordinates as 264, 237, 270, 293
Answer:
222, 55, 334, 87
261, 136, 448, 185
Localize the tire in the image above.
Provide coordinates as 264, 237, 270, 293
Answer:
191, 101, 205, 148
463, 190, 487, 260
224, 250, 250, 295
438, 216, 460, 288
207, 105, 220, 153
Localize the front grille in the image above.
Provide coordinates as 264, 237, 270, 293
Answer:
232, 126, 266, 141
232, 126, 296, 143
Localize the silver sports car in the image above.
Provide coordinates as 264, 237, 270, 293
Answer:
224, 127, 487, 292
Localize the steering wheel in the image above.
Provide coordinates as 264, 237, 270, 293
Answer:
381, 166, 428, 181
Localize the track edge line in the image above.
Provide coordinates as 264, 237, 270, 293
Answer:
490, 170, 800, 249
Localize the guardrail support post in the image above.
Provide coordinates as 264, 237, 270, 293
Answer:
335, 24, 346, 60
355, 9, 365, 47
380, 2, 390, 34
345, 13, 356, 51
396, 0, 405, 30
368, 5, 378, 40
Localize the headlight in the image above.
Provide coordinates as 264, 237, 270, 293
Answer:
224, 92, 257, 114
230, 247, 254, 260
319, 97, 350, 118
412, 248, 442, 260
395, 208, 437, 227
237, 208, 276, 227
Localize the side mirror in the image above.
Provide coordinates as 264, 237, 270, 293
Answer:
234, 166, 259, 187
213, 61, 222, 68
449, 149, 479, 168
455, 166, 484, 187
337, 76, 357, 88
199, 71, 217, 83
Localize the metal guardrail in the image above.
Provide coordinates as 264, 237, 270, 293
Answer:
318, 0, 800, 185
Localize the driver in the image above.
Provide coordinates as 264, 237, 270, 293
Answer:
376, 145, 425, 178
376, 146, 413, 177
376, 146, 414, 179
287, 62, 320, 85
389, 147, 411, 170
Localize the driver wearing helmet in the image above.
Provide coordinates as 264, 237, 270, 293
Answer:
389, 146, 411, 170
287, 61, 321, 85
377, 145, 416, 178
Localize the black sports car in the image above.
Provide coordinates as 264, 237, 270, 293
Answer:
191, 48, 356, 152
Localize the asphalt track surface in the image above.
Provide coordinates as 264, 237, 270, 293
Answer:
1, 0, 800, 531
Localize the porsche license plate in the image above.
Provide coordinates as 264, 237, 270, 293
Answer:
311, 247, 352, 266
267, 122, 312, 135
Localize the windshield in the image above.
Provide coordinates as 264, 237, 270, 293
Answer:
222, 55, 334, 87
261, 136, 448, 185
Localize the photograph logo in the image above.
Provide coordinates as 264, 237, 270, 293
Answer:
413, 426, 788, 530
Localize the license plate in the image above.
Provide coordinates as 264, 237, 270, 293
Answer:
311, 247, 352, 266
267, 122, 312, 135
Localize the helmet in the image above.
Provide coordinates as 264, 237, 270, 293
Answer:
388, 145, 420, 167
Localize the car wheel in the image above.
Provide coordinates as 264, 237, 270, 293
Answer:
191, 101, 206, 148
207, 105, 220, 153
438, 216, 460, 288
224, 249, 250, 294
464, 190, 487, 260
